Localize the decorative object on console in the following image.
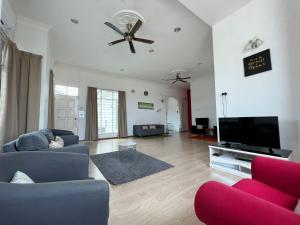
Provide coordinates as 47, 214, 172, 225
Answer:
243, 37, 264, 52
138, 102, 154, 110
243, 49, 272, 77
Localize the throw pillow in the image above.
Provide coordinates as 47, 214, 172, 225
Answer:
40, 129, 55, 143
10, 171, 35, 184
142, 126, 149, 130
16, 131, 49, 151
149, 125, 156, 129
49, 136, 64, 149
295, 200, 300, 214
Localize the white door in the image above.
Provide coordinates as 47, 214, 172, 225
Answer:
55, 95, 79, 134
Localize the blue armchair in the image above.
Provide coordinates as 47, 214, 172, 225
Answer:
3, 129, 88, 155
0, 151, 109, 225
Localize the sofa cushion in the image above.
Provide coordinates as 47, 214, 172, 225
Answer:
40, 129, 55, 143
234, 178, 298, 210
16, 131, 49, 152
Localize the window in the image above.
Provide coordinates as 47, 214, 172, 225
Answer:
55, 85, 79, 96
97, 89, 119, 139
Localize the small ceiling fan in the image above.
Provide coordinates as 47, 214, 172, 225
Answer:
104, 19, 154, 54
164, 72, 192, 84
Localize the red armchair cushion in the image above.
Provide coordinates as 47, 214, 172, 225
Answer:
234, 179, 298, 210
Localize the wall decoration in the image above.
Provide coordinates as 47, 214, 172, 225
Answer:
144, 91, 149, 96
138, 102, 154, 110
243, 37, 264, 52
243, 49, 272, 77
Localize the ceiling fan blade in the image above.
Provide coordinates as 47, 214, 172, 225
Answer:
179, 80, 188, 83
133, 37, 154, 44
129, 41, 136, 54
172, 80, 177, 84
104, 22, 125, 36
129, 19, 142, 36
165, 79, 177, 81
181, 77, 191, 79
108, 39, 126, 46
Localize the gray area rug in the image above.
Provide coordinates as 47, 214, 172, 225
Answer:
91, 150, 174, 185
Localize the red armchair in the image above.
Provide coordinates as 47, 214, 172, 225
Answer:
194, 157, 300, 225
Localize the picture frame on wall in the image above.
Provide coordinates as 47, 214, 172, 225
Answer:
138, 102, 154, 110
243, 49, 272, 77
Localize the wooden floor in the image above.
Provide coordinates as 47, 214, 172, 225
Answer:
86, 132, 241, 225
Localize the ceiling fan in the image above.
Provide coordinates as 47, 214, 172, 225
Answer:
104, 19, 154, 54
164, 72, 191, 84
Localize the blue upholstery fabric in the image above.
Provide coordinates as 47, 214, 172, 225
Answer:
0, 152, 109, 225
52, 129, 74, 136
39, 129, 55, 143
60, 135, 79, 146
3, 129, 87, 155
3, 140, 17, 152
16, 131, 49, 152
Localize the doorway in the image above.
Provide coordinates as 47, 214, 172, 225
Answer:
54, 85, 79, 134
166, 97, 181, 132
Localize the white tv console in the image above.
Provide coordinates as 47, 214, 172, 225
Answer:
209, 143, 293, 178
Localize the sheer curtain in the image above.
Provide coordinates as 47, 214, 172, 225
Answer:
118, 91, 128, 138
85, 87, 98, 141
0, 40, 42, 146
47, 70, 55, 128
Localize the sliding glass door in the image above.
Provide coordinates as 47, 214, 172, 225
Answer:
97, 89, 119, 139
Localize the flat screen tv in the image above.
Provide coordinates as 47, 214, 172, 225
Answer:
219, 117, 280, 149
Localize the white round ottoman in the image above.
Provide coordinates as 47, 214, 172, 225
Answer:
118, 141, 137, 151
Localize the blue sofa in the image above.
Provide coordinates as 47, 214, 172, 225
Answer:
3, 129, 89, 155
0, 151, 109, 225
133, 124, 165, 137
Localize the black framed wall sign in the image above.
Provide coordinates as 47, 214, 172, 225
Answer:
243, 49, 272, 77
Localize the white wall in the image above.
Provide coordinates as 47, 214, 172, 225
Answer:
213, 0, 300, 160
190, 75, 217, 127
54, 63, 188, 140
14, 16, 52, 129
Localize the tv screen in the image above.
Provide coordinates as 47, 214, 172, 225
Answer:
219, 117, 280, 149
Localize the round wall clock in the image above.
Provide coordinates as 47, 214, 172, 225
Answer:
144, 91, 149, 96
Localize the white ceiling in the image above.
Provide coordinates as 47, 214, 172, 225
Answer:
178, 0, 253, 25
8, 0, 215, 88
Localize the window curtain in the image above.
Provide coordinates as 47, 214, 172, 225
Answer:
0, 40, 42, 146
85, 87, 98, 141
47, 70, 55, 128
118, 91, 128, 138
178, 97, 188, 132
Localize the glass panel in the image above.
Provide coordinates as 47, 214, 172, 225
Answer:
55, 85, 79, 96
97, 89, 119, 138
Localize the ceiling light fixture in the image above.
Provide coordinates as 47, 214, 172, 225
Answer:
70, 18, 79, 24
149, 49, 154, 53
174, 27, 181, 33
120, 69, 125, 72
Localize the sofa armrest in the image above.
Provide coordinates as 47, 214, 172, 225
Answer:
195, 181, 300, 225
0, 152, 89, 183
53, 144, 89, 155
252, 157, 300, 198
60, 135, 79, 146
51, 129, 74, 136
0, 180, 109, 225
